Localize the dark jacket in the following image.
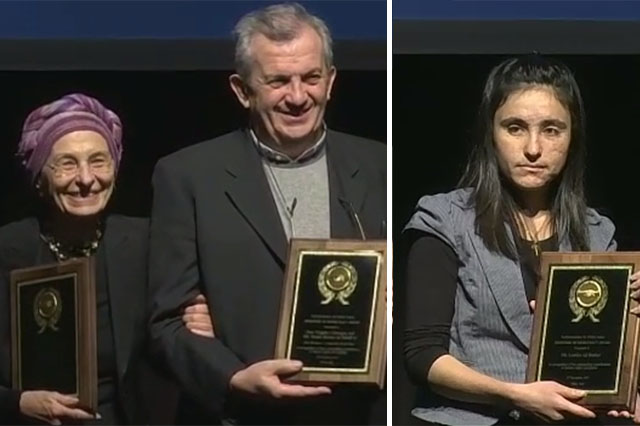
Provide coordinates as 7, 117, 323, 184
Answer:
148, 129, 387, 424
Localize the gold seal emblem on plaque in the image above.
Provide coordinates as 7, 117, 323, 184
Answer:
34, 287, 62, 333
318, 261, 357, 305
569, 276, 608, 323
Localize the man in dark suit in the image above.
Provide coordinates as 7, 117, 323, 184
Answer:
148, 3, 386, 424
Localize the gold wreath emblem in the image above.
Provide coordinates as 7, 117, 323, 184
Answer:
34, 287, 62, 333
569, 276, 608, 323
318, 261, 357, 305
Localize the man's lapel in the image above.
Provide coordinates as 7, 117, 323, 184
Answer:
224, 131, 288, 265
327, 133, 367, 239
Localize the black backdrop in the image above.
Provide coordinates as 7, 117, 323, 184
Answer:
0, 70, 385, 225
392, 54, 640, 425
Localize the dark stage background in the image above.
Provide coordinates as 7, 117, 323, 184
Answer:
0, 70, 385, 226
393, 54, 640, 425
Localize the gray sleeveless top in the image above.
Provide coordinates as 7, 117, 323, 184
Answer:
404, 188, 616, 425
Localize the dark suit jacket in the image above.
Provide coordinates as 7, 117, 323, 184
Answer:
0, 215, 168, 425
148, 129, 386, 424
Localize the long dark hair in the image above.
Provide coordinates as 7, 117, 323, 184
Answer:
459, 55, 589, 257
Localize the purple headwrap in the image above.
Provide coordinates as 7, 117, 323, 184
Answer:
17, 93, 123, 181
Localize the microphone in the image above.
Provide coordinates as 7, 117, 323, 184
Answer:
288, 197, 298, 217
339, 198, 366, 240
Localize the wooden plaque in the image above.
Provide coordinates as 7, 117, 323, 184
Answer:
527, 252, 640, 412
275, 239, 386, 388
10, 258, 98, 411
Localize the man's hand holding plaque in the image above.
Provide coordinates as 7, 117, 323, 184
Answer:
274, 239, 386, 387
229, 359, 332, 398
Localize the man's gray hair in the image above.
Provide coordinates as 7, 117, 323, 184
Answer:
233, 3, 333, 80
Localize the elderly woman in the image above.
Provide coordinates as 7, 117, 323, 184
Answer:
0, 94, 213, 425
403, 55, 640, 425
